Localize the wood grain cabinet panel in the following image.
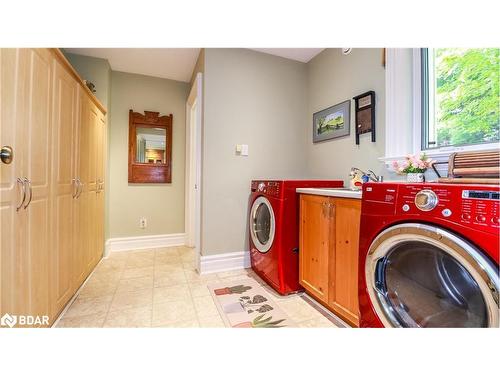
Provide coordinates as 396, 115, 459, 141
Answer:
1, 49, 30, 320
329, 198, 361, 326
0, 48, 107, 326
1, 48, 53, 325
299, 194, 332, 303
299, 194, 361, 327
51, 56, 78, 318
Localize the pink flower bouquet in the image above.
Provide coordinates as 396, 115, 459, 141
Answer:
391, 153, 435, 174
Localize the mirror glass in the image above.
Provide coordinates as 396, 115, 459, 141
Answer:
135, 127, 167, 164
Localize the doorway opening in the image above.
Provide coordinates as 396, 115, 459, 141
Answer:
185, 72, 202, 272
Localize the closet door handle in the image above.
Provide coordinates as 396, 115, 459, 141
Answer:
75, 179, 81, 199
72, 178, 77, 198
16, 177, 26, 211
23, 178, 32, 209
77, 179, 84, 199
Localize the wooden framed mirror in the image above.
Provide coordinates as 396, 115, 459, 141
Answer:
128, 110, 173, 183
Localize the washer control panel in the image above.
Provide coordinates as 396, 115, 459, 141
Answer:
250, 181, 282, 197
397, 184, 499, 232
460, 190, 499, 228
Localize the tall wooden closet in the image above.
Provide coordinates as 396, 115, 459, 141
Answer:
0, 48, 107, 327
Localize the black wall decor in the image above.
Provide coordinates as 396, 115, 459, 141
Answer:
353, 90, 375, 145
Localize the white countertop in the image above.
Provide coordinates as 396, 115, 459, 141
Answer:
296, 187, 362, 199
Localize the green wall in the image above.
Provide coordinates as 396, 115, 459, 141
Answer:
109, 71, 189, 238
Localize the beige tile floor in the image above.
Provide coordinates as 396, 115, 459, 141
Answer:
56, 246, 345, 328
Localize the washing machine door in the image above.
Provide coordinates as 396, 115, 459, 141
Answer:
366, 223, 499, 328
250, 196, 276, 253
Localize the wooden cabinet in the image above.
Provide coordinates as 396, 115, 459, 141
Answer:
51, 55, 78, 316
329, 198, 361, 325
299, 194, 333, 303
94, 111, 106, 265
1, 49, 53, 326
299, 194, 361, 327
0, 48, 107, 326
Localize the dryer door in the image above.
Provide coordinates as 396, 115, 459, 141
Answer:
250, 196, 276, 253
366, 223, 499, 328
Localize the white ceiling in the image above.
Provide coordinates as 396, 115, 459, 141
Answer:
250, 48, 324, 63
64, 48, 201, 82
64, 48, 324, 82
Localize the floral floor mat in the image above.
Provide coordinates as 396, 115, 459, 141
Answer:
208, 279, 295, 328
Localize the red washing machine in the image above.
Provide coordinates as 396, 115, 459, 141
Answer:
358, 182, 499, 328
249, 180, 343, 295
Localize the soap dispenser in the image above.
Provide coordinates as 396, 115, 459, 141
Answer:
349, 170, 363, 190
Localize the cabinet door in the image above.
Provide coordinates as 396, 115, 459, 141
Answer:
330, 197, 361, 326
72, 87, 87, 289
78, 95, 96, 279
299, 194, 332, 303
0, 49, 27, 319
87, 102, 100, 270
1, 48, 52, 325
23, 48, 53, 324
51, 54, 78, 317
94, 112, 106, 264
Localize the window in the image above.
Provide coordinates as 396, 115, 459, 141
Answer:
421, 48, 499, 150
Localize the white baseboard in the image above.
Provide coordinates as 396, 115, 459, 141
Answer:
200, 251, 251, 274
105, 233, 186, 254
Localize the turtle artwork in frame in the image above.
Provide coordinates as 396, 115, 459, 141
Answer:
353, 90, 376, 145
312, 100, 351, 143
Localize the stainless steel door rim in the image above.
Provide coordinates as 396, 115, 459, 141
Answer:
365, 223, 499, 328
249, 196, 276, 253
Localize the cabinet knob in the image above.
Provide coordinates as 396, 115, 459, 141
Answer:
1, 146, 13, 164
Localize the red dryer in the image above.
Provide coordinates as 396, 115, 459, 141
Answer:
249, 180, 343, 295
358, 182, 499, 328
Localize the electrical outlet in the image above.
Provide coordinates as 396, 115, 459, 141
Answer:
139, 217, 147, 229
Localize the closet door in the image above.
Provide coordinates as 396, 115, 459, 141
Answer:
72, 87, 87, 289
23, 48, 53, 324
51, 54, 78, 317
0, 49, 52, 324
87, 102, 100, 270
0, 49, 27, 319
94, 112, 106, 264
77, 97, 99, 277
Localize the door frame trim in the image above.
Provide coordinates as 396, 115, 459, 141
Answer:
185, 72, 203, 272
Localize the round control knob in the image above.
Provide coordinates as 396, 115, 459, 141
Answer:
442, 208, 452, 217
476, 215, 486, 223
492, 217, 499, 225
414, 190, 439, 211
258, 183, 265, 191
402, 204, 410, 212
461, 213, 471, 220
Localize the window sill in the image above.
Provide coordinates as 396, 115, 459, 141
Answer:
380, 143, 499, 163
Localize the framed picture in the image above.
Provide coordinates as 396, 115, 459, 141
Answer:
312, 100, 351, 143
353, 90, 376, 145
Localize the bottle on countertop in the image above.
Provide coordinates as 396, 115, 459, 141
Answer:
349, 170, 363, 190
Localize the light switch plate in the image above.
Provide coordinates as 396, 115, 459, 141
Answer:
241, 144, 249, 156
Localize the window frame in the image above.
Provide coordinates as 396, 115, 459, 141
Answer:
381, 48, 499, 177
419, 48, 499, 153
